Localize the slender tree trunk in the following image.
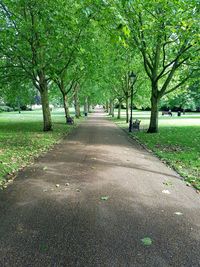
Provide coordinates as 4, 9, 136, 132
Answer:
77, 104, 81, 118
84, 97, 88, 115
74, 84, 81, 118
126, 94, 129, 123
109, 99, 114, 117
40, 83, 52, 131
111, 103, 114, 117
58, 81, 70, 122
117, 99, 122, 119
109, 99, 112, 115
87, 98, 90, 113
62, 92, 70, 122
148, 90, 160, 133
106, 101, 109, 112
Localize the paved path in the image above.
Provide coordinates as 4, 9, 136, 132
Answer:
0, 110, 199, 267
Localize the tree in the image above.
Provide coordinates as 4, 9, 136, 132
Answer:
113, 0, 200, 132
0, 0, 94, 130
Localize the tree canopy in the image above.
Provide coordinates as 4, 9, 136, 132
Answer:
0, 0, 199, 132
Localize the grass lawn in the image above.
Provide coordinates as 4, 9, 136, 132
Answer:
112, 110, 200, 191
0, 108, 80, 188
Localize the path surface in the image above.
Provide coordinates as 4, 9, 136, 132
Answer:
0, 110, 199, 267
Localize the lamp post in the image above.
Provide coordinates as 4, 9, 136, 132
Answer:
129, 71, 136, 132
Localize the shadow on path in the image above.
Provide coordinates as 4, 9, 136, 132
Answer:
0, 109, 199, 266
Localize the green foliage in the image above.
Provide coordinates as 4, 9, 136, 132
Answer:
141, 237, 153, 246
160, 80, 200, 111
0, 0, 199, 132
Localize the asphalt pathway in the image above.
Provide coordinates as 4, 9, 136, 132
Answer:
0, 109, 199, 267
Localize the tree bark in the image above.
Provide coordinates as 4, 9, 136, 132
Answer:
106, 101, 109, 112
87, 98, 90, 113
109, 99, 114, 117
84, 97, 88, 114
112, 103, 114, 117
117, 99, 122, 119
62, 92, 70, 122
40, 83, 52, 131
126, 94, 129, 123
57, 80, 70, 122
74, 84, 81, 118
109, 99, 112, 115
147, 90, 160, 133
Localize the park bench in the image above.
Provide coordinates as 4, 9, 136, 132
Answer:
162, 111, 172, 116
132, 119, 141, 131
66, 117, 74, 125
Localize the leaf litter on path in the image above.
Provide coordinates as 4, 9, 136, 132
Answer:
100, 196, 109, 201
162, 190, 171, 194
141, 237, 153, 246
174, 212, 183, 216
163, 180, 173, 186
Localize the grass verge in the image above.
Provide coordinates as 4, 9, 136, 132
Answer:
112, 110, 200, 191
0, 109, 80, 189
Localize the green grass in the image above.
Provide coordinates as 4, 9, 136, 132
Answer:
0, 108, 79, 188
112, 110, 200, 190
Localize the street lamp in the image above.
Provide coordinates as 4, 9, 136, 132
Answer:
129, 71, 136, 132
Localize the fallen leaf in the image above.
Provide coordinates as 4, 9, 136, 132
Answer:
174, 212, 183, 216
162, 190, 171, 194
43, 166, 48, 171
40, 244, 48, 252
163, 180, 173, 186
101, 196, 109, 201
141, 237, 152, 246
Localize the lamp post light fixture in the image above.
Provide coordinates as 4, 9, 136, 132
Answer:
129, 71, 136, 132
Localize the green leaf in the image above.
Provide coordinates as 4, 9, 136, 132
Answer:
141, 237, 153, 246
100, 196, 109, 201
163, 180, 173, 186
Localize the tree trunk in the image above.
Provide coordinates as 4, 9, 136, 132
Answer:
126, 94, 129, 123
109, 99, 114, 117
117, 99, 122, 119
109, 99, 112, 115
147, 94, 159, 133
112, 103, 114, 117
74, 84, 81, 118
62, 92, 70, 122
40, 84, 52, 131
84, 97, 88, 115
106, 101, 109, 112
87, 98, 90, 113
57, 81, 70, 123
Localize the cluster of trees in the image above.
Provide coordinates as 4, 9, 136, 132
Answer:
0, 0, 199, 132
160, 80, 200, 111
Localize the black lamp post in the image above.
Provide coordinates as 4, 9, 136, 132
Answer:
129, 71, 136, 132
